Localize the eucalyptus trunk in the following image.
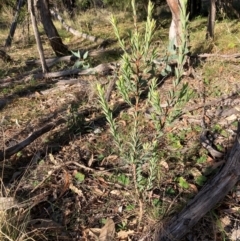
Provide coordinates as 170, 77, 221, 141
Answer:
37, 0, 70, 56
206, 0, 216, 39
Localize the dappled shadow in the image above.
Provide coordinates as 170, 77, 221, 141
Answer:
0, 79, 57, 110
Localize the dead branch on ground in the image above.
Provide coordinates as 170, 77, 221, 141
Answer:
0, 98, 129, 161
50, 7, 112, 48
0, 49, 13, 63
154, 121, 240, 241
181, 87, 240, 115
0, 62, 117, 88
0, 108, 95, 161
25, 49, 123, 67
33, 62, 117, 79
197, 53, 240, 59
0, 118, 65, 161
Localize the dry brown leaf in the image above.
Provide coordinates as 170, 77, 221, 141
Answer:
88, 153, 94, 167
99, 218, 115, 241
231, 228, 240, 240
159, 160, 169, 170
69, 183, 83, 197
117, 230, 134, 240
59, 169, 70, 198
189, 184, 198, 193
88, 228, 101, 240
101, 154, 119, 166
118, 120, 127, 127
98, 177, 107, 184
93, 187, 105, 196
105, 155, 118, 162
220, 215, 231, 228
49, 153, 57, 165
110, 190, 121, 196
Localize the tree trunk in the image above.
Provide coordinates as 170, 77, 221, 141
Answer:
166, 0, 181, 47
188, 0, 201, 19
28, 0, 48, 73
5, 0, 25, 48
206, 0, 216, 39
37, 0, 70, 56
0, 49, 12, 62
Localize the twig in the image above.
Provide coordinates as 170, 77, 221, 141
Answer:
197, 53, 240, 59
181, 88, 240, 115
0, 108, 94, 161
0, 118, 66, 161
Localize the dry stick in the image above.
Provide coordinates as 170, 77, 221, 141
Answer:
0, 118, 65, 161
0, 107, 96, 161
181, 88, 240, 115
0, 62, 117, 88
154, 122, 240, 241
50, 7, 108, 46
0, 98, 129, 162
197, 53, 240, 59
28, 0, 48, 73
25, 49, 123, 67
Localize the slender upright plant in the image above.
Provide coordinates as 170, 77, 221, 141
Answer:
98, 0, 158, 199
97, 0, 190, 224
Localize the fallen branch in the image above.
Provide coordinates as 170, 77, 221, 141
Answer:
0, 118, 65, 161
0, 62, 117, 88
197, 53, 240, 59
25, 49, 122, 67
0, 98, 129, 161
0, 49, 13, 63
0, 68, 42, 88
182, 87, 240, 115
0, 108, 95, 161
50, 7, 110, 47
154, 121, 240, 241
33, 62, 117, 79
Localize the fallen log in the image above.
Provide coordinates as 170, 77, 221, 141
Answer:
50, 7, 111, 47
32, 62, 117, 79
154, 121, 240, 241
0, 62, 117, 88
197, 53, 240, 59
25, 49, 123, 67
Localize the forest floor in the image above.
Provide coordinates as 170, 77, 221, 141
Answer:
0, 6, 240, 241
